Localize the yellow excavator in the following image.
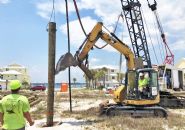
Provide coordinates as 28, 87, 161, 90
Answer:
56, 22, 167, 117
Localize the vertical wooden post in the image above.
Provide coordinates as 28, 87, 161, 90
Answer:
5, 80, 8, 90
46, 22, 56, 126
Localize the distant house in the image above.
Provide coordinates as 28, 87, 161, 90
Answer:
93, 66, 121, 87
175, 58, 185, 82
175, 58, 185, 69
0, 64, 30, 87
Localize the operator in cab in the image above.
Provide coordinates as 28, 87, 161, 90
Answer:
138, 73, 149, 93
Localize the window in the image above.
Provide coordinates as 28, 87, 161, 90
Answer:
111, 69, 114, 72
151, 72, 158, 87
112, 76, 115, 79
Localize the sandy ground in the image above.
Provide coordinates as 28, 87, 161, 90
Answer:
27, 97, 103, 129
1, 89, 185, 130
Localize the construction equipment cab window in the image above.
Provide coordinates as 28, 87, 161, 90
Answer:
126, 70, 158, 100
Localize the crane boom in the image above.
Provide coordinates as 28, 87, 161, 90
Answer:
120, 0, 152, 68
147, 0, 174, 65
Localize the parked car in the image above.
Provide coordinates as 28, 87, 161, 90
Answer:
30, 85, 46, 91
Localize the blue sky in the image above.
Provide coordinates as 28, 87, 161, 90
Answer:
0, 0, 185, 83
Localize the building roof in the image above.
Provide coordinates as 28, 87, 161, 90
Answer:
175, 58, 185, 69
3, 63, 25, 69
0, 70, 22, 75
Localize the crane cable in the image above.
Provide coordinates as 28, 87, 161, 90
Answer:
73, 0, 87, 36
153, 17, 165, 63
46, 0, 56, 30
73, 0, 90, 66
49, 0, 56, 22
65, 0, 72, 112
141, 8, 159, 65
94, 13, 124, 49
113, 13, 124, 33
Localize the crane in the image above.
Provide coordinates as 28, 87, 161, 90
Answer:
120, 0, 185, 108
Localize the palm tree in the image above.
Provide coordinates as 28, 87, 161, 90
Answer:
117, 72, 125, 84
72, 77, 77, 87
83, 74, 90, 89
101, 67, 108, 87
91, 69, 98, 89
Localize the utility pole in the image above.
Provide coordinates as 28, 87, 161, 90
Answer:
46, 22, 56, 126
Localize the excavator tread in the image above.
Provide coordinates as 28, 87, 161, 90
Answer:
101, 104, 167, 118
160, 92, 185, 108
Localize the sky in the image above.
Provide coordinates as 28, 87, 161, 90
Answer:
0, 0, 185, 83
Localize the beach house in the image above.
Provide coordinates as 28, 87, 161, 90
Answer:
0, 64, 30, 88
93, 67, 123, 87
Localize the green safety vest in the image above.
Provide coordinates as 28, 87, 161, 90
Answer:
0, 94, 30, 130
138, 78, 148, 88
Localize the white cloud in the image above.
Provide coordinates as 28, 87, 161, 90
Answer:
34, 0, 185, 82
90, 58, 100, 63
35, 0, 185, 51
36, 0, 75, 20
0, 0, 10, 4
60, 16, 97, 47
171, 40, 185, 51
78, 0, 122, 26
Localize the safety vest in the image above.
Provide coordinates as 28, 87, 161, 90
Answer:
138, 78, 148, 88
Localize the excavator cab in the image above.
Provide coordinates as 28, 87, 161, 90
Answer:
109, 68, 167, 117
126, 69, 159, 101
114, 68, 160, 106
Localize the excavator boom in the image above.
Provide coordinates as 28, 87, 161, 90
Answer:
55, 22, 135, 78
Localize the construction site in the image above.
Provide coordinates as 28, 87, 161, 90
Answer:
1, 0, 185, 130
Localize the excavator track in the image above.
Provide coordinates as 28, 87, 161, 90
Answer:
100, 104, 167, 118
160, 91, 185, 108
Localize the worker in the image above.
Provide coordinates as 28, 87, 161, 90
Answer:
138, 73, 149, 92
166, 72, 171, 89
0, 80, 34, 130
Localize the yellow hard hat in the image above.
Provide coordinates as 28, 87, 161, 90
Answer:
9, 80, 21, 90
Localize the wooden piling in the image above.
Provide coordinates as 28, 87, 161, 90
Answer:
46, 22, 56, 126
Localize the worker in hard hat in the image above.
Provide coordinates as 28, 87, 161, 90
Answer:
0, 80, 34, 130
138, 73, 149, 92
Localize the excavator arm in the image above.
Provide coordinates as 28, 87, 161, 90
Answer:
55, 22, 135, 79
76, 22, 135, 70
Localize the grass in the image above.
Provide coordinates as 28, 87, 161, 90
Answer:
31, 103, 47, 120
62, 108, 185, 130
25, 89, 185, 130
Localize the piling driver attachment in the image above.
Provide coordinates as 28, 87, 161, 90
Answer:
55, 52, 93, 79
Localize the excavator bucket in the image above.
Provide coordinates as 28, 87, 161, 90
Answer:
55, 52, 93, 79
55, 52, 78, 75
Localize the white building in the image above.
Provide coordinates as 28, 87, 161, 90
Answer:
93, 66, 122, 87
0, 64, 30, 88
175, 58, 185, 86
